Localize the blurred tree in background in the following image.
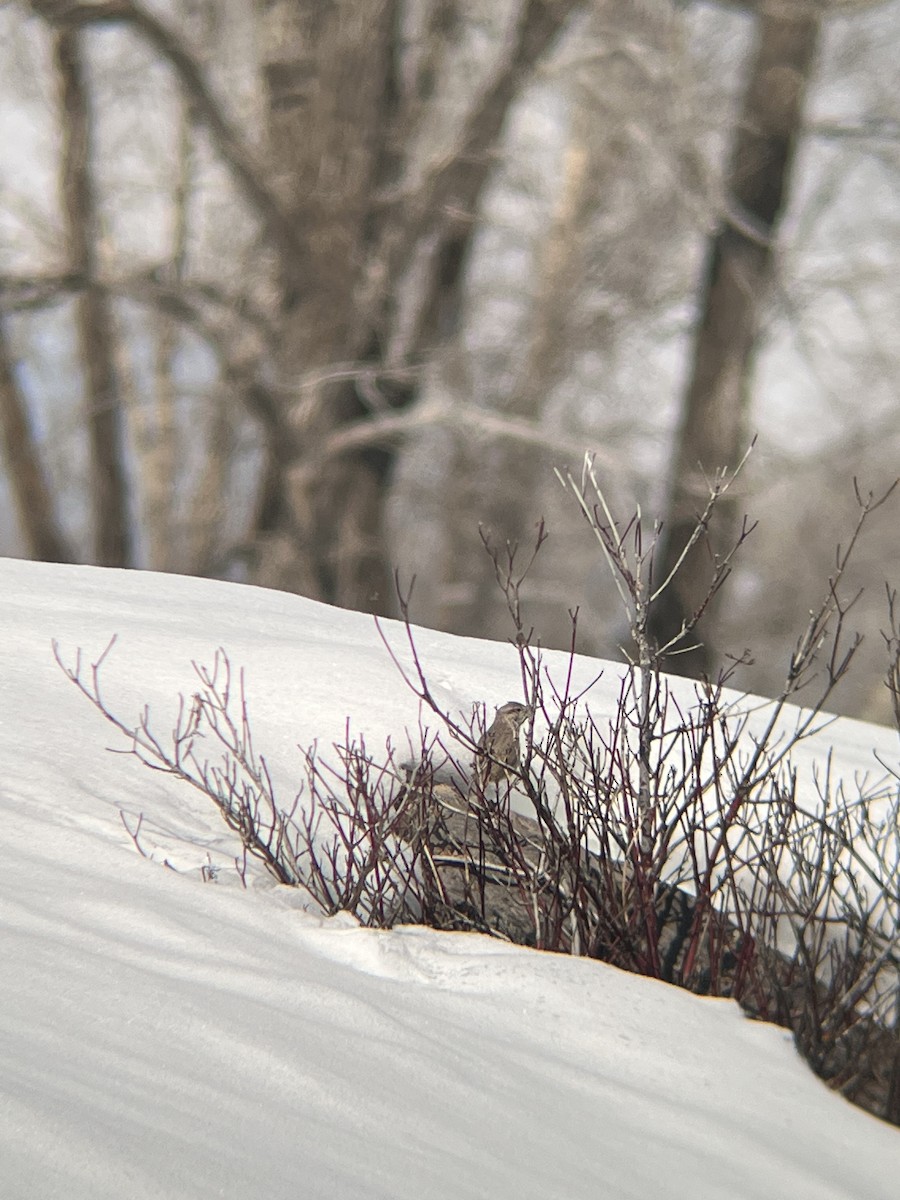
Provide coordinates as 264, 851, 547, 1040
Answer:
0, 0, 897, 719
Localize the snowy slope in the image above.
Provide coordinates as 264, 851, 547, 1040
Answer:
1, 557, 898, 1199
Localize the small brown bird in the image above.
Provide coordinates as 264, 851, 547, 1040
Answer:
473, 701, 531, 790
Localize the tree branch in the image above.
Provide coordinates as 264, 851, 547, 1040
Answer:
319, 393, 617, 469
29, 0, 305, 279
367, 0, 583, 349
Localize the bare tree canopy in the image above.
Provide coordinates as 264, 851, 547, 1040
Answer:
0, 0, 898, 718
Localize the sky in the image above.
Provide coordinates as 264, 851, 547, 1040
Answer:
1, 556, 899, 1199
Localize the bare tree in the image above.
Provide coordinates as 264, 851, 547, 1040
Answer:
2, 0, 899, 718
250, 0, 584, 609
13, 0, 584, 606
403, 0, 700, 641
649, 4, 823, 671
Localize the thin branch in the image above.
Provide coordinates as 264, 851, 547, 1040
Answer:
321, 394, 618, 467
30, 0, 304, 275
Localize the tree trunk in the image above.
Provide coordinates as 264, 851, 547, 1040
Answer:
0, 317, 72, 562
466, 127, 591, 634
251, 0, 581, 611
245, 0, 393, 606
649, 8, 821, 672
143, 99, 190, 573
55, 28, 132, 567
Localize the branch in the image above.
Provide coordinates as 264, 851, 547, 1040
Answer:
0, 267, 284, 442
29, 0, 304, 275
0, 268, 276, 358
365, 0, 583, 342
0, 272, 86, 310
319, 393, 618, 468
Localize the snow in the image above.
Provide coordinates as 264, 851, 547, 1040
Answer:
1, 556, 898, 1199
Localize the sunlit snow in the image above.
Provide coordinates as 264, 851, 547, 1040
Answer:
1, 557, 898, 1199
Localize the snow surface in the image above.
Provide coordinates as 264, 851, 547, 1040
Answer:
1, 556, 898, 1199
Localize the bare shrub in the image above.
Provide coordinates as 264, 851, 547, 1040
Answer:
55, 467, 900, 1123
54, 638, 435, 921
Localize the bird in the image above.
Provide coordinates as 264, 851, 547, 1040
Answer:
472, 701, 531, 791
